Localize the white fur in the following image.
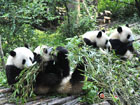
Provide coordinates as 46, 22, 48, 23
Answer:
99, 48, 107, 54
124, 50, 133, 59
6, 47, 34, 69
34, 45, 53, 62
59, 71, 72, 86
82, 31, 111, 49
109, 26, 134, 43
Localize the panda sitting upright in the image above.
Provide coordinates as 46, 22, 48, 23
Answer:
109, 24, 138, 59
82, 30, 112, 54
33, 45, 85, 95
5, 46, 35, 85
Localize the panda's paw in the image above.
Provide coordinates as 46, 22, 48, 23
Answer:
99, 48, 107, 55
56, 46, 68, 54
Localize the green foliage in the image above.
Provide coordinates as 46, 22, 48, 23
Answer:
0, 71, 8, 87
98, 0, 137, 19
66, 36, 140, 104
34, 30, 66, 47
60, 14, 96, 38
0, 0, 67, 54
10, 64, 40, 103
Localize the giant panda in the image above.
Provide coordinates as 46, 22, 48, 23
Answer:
33, 45, 85, 95
109, 24, 138, 59
5, 46, 35, 85
82, 30, 112, 54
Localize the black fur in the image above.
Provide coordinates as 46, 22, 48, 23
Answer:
126, 24, 129, 27
97, 31, 102, 38
34, 47, 86, 94
83, 38, 97, 48
117, 27, 122, 33
35, 72, 61, 87
109, 39, 134, 55
5, 65, 22, 85
33, 53, 42, 63
70, 62, 85, 85
56, 46, 70, 77
9, 51, 16, 57
24, 44, 29, 49
35, 46, 70, 88
102, 30, 105, 33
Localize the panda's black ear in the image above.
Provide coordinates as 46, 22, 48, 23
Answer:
97, 31, 102, 38
24, 44, 29, 49
9, 51, 16, 57
126, 24, 129, 27
33, 52, 37, 57
117, 27, 122, 33
102, 29, 105, 33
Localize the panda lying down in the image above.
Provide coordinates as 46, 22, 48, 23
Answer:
33, 45, 86, 95
5, 45, 86, 95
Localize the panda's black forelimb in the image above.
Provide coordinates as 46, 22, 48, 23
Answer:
56, 46, 70, 78
6, 65, 22, 85
83, 38, 97, 48
109, 39, 135, 55
70, 62, 85, 85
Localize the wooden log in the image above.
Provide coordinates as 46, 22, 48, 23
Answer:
48, 96, 78, 105
0, 88, 12, 93
0, 97, 8, 105
62, 98, 79, 105
26, 97, 59, 105
92, 101, 111, 105
0, 94, 5, 98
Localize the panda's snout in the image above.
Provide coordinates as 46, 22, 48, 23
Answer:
48, 47, 54, 54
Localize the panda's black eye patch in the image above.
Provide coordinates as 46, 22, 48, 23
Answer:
43, 48, 48, 54
22, 59, 26, 65
105, 40, 108, 45
127, 34, 130, 39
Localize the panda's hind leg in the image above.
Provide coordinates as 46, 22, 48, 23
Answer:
70, 62, 85, 85
69, 62, 85, 94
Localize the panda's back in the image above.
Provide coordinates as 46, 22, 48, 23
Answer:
82, 31, 98, 42
109, 30, 120, 40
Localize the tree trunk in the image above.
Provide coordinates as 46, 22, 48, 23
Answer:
135, 0, 140, 16
0, 35, 5, 70
67, 0, 80, 23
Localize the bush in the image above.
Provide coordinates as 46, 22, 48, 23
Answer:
60, 14, 96, 38
98, 0, 137, 19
